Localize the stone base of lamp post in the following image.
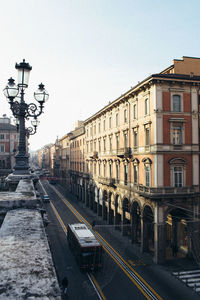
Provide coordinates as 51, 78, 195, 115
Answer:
6, 173, 39, 191
13, 154, 30, 174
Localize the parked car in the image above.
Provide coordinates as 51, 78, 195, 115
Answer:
43, 195, 50, 203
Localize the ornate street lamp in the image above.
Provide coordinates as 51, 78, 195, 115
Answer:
3, 59, 49, 177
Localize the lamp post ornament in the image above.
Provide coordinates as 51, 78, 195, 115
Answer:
3, 59, 49, 176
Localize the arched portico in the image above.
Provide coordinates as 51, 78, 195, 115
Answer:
141, 205, 154, 253
165, 208, 189, 259
131, 201, 141, 244
114, 194, 121, 229
98, 189, 103, 217
108, 192, 114, 225
102, 190, 108, 221
122, 197, 131, 236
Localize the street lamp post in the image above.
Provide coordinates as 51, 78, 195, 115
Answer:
3, 59, 49, 178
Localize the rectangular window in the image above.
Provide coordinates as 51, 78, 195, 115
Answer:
116, 113, 119, 127
172, 125, 182, 144
173, 95, 181, 112
98, 140, 101, 152
98, 122, 101, 133
109, 136, 112, 150
116, 164, 119, 180
133, 104, 137, 119
145, 128, 150, 145
94, 141, 96, 151
134, 165, 138, 184
145, 98, 149, 115
174, 166, 183, 187
116, 135, 119, 150
103, 119, 106, 131
90, 141, 93, 152
103, 164, 106, 177
124, 165, 128, 185
109, 117, 112, 129
99, 163, 101, 176
94, 163, 96, 175
109, 164, 112, 178
0, 134, 4, 139
0, 145, 5, 152
133, 131, 138, 147
124, 133, 128, 148
124, 109, 127, 123
103, 138, 106, 151
94, 124, 96, 135
145, 165, 150, 186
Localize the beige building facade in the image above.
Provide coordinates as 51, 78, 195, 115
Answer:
75, 57, 200, 264
37, 57, 200, 264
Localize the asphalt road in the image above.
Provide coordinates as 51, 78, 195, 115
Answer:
37, 180, 200, 300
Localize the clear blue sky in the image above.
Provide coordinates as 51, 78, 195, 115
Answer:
1, 0, 200, 150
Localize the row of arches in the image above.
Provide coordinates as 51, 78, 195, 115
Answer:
70, 178, 196, 263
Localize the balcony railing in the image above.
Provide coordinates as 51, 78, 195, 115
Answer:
116, 147, 131, 158
98, 176, 115, 186
133, 184, 200, 198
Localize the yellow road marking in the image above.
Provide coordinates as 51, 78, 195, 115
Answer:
89, 273, 107, 300
40, 182, 106, 300
50, 185, 162, 300
50, 201, 68, 233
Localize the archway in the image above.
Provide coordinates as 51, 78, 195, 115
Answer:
93, 187, 98, 213
108, 192, 114, 225
142, 205, 154, 252
122, 197, 131, 236
102, 190, 108, 221
165, 208, 189, 259
98, 189, 103, 217
131, 201, 141, 244
114, 194, 121, 230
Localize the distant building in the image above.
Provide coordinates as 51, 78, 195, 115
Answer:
0, 116, 19, 176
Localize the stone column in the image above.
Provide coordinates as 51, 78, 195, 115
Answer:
131, 214, 138, 243
102, 202, 107, 220
154, 223, 166, 264
188, 220, 200, 259
141, 219, 149, 252
122, 210, 128, 236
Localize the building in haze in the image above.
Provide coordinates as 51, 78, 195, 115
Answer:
0, 115, 19, 176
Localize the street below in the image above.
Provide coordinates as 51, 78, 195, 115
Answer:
37, 179, 200, 300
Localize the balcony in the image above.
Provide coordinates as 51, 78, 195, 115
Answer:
116, 147, 131, 158
98, 176, 115, 187
133, 184, 200, 198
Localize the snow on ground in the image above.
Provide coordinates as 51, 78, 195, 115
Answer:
0, 209, 61, 299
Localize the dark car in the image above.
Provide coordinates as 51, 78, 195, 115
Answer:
43, 195, 50, 203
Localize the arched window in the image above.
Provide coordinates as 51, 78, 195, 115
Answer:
169, 158, 187, 187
